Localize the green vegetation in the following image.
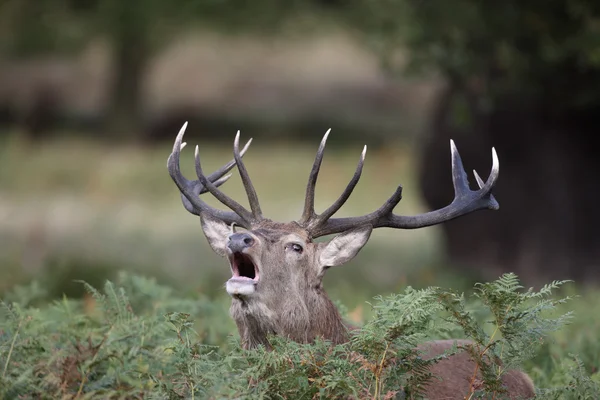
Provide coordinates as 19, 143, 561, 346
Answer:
344, 0, 600, 110
2, 1, 599, 397
1, 272, 598, 398
2, 138, 599, 399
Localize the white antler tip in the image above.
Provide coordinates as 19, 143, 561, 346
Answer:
318, 129, 331, 149
450, 139, 457, 152
491, 147, 499, 170
175, 121, 188, 142
218, 173, 232, 184
472, 169, 484, 189
233, 131, 243, 153
239, 138, 252, 155
361, 145, 367, 158
180, 142, 187, 150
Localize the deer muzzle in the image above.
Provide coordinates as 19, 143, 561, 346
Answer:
228, 232, 255, 253
226, 232, 259, 297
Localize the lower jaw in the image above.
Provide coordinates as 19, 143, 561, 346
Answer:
226, 278, 257, 296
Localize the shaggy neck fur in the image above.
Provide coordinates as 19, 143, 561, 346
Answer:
230, 286, 348, 349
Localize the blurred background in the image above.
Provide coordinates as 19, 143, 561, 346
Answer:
1, 0, 599, 308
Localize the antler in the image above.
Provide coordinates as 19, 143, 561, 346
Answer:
169, 125, 499, 236
167, 122, 261, 228
300, 133, 499, 238
299, 130, 368, 233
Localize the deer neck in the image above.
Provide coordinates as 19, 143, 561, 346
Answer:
229, 286, 349, 349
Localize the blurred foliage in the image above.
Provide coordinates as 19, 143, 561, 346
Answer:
0, 0, 330, 57
343, 0, 600, 111
2, 0, 599, 134
1, 272, 599, 398
0, 0, 83, 56
0, 0, 334, 137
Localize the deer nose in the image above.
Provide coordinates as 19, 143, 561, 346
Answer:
228, 232, 255, 253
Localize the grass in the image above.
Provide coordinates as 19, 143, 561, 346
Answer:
1, 133, 599, 397
0, 132, 441, 305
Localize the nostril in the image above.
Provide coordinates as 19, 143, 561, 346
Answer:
228, 232, 254, 251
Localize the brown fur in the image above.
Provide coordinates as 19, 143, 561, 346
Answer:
200, 216, 535, 399
417, 340, 535, 399
224, 221, 350, 348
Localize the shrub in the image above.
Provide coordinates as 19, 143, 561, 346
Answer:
1, 272, 598, 399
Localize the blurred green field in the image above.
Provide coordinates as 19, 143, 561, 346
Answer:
1, 134, 599, 397
0, 132, 448, 305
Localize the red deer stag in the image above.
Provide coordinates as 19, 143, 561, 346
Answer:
167, 122, 535, 399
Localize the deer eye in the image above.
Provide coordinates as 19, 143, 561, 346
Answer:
286, 243, 303, 254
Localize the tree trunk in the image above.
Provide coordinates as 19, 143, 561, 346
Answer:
419, 86, 600, 285
106, 0, 148, 140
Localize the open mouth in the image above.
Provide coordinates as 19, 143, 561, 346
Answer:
226, 251, 259, 296
231, 252, 259, 280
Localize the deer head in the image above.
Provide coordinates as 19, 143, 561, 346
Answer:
167, 122, 499, 349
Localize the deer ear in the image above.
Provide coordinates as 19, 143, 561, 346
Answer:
318, 226, 372, 268
199, 213, 230, 257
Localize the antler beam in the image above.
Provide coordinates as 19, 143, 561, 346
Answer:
303, 137, 499, 238
169, 125, 499, 238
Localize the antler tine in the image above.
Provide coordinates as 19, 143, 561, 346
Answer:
234, 131, 263, 220
180, 139, 251, 214
211, 174, 232, 188
473, 147, 499, 208
166, 122, 253, 227
206, 137, 252, 183
308, 145, 367, 230
450, 139, 470, 196
194, 145, 255, 224
178, 173, 232, 215
485, 147, 500, 192
309, 140, 500, 238
300, 129, 331, 224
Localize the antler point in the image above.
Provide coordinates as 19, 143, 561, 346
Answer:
240, 138, 252, 154
450, 139, 458, 153
491, 147, 499, 170
174, 122, 189, 149
472, 169, 484, 189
